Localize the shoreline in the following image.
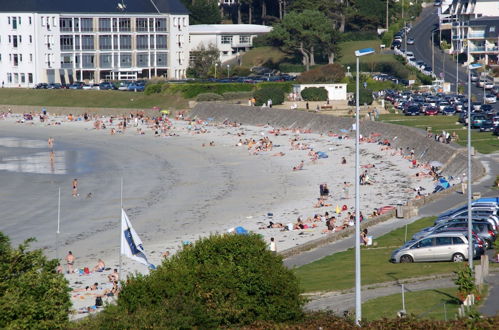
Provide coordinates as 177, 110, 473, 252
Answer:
0, 112, 444, 315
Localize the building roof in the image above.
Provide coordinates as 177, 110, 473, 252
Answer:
0, 0, 189, 15
189, 24, 272, 35
469, 16, 499, 38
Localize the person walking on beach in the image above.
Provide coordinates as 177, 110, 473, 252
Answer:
269, 237, 276, 254
72, 179, 79, 197
66, 251, 75, 273
48, 137, 54, 149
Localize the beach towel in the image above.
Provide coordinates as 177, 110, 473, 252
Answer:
235, 226, 248, 235
317, 151, 328, 159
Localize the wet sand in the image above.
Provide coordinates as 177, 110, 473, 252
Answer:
0, 113, 436, 314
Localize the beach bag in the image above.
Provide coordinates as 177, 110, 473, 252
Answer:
84, 267, 90, 274
95, 296, 103, 307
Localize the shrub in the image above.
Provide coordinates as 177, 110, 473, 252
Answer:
297, 64, 345, 83
301, 87, 328, 101
252, 35, 271, 47
279, 63, 308, 73
0, 233, 71, 329
231, 66, 251, 77
222, 91, 254, 100
83, 234, 304, 328
169, 83, 254, 98
254, 86, 285, 106
196, 93, 224, 101
144, 83, 163, 95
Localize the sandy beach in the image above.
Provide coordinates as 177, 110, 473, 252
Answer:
0, 111, 438, 315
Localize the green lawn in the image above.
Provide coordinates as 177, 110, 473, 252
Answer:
240, 46, 288, 68
379, 114, 499, 154
294, 217, 466, 293
362, 287, 461, 321
0, 88, 188, 109
338, 40, 383, 65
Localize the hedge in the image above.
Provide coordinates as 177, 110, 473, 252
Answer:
301, 87, 328, 101
253, 86, 285, 106
196, 93, 224, 101
169, 83, 254, 98
222, 91, 254, 100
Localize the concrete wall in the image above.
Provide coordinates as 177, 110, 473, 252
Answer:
189, 103, 486, 179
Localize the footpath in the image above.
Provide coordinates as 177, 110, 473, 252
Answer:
284, 152, 499, 314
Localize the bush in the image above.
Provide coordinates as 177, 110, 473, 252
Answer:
196, 93, 224, 101
169, 83, 254, 98
231, 66, 251, 77
222, 91, 254, 100
301, 87, 328, 101
279, 63, 308, 73
144, 83, 163, 95
0, 233, 71, 329
347, 83, 373, 105
297, 64, 345, 83
83, 234, 304, 328
252, 35, 271, 47
253, 86, 285, 106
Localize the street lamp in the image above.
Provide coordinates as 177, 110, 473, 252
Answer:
354, 47, 375, 325
227, 64, 230, 78
215, 63, 218, 79
347, 66, 351, 76
468, 61, 481, 271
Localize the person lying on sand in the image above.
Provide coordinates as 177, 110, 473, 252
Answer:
259, 221, 285, 229
293, 160, 304, 171
314, 197, 332, 208
108, 269, 119, 282
73, 282, 99, 292
272, 152, 285, 157
92, 259, 106, 272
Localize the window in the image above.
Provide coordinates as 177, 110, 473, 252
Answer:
75, 35, 81, 50
82, 54, 95, 68
29, 17, 32, 25
156, 52, 167, 66
74, 18, 80, 32
8, 17, 10, 25
29, 35, 32, 43
113, 35, 119, 50
417, 238, 433, 248
20, 73, 25, 83
61, 55, 73, 68
120, 53, 132, 67
452, 237, 465, 244
99, 18, 111, 32
436, 236, 452, 246
156, 35, 167, 49
148, 18, 154, 31
240, 35, 250, 44
119, 35, 131, 49
81, 35, 94, 50
29, 54, 33, 62
149, 35, 155, 48
7, 73, 12, 83
13, 35, 18, 48
13, 54, 19, 66
156, 18, 167, 32
100, 54, 112, 68
136, 18, 148, 32
119, 18, 131, 32
99, 35, 112, 50
60, 18, 73, 31
81, 18, 93, 32
137, 35, 149, 49
137, 53, 149, 67
13, 73, 18, 83
112, 18, 118, 32
28, 73, 33, 83
221, 35, 232, 44
12, 17, 17, 29
60, 35, 74, 50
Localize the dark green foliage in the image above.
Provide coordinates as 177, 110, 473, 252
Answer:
252, 34, 271, 48
81, 234, 304, 328
279, 63, 309, 73
188, 44, 220, 79
231, 66, 252, 77
301, 87, 328, 101
297, 64, 345, 83
169, 83, 254, 98
254, 86, 286, 106
181, 0, 220, 24
348, 82, 373, 105
0, 232, 71, 329
196, 93, 224, 101
144, 83, 162, 95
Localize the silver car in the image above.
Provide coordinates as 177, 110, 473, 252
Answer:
390, 233, 471, 263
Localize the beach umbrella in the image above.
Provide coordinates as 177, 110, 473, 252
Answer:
429, 161, 443, 167
160, 110, 170, 114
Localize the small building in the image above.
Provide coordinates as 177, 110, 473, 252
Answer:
189, 24, 272, 63
292, 84, 348, 101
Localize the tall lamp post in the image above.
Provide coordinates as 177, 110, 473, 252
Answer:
354, 47, 375, 325
467, 60, 481, 271
215, 63, 218, 79
227, 64, 230, 78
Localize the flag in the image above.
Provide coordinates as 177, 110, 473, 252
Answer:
120, 209, 154, 268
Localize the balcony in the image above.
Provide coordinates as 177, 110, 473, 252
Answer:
468, 33, 485, 39
486, 47, 499, 52
61, 63, 73, 68
469, 47, 485, 52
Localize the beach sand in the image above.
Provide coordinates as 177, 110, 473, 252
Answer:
0, 112, 436, 316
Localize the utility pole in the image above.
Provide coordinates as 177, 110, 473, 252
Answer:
432, 31, 435, 77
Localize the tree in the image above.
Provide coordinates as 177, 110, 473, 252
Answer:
84, 234, 304, 328
0, 232, 71, 329
297, 64, 345, 83
188, 43, 221, 79
268, 10, 337, 70
181, 0, 221, 24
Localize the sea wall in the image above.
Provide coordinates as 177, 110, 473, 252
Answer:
190, 103, 485, 180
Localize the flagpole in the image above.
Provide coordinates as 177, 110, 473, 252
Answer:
56, 187, 61, 261
119, 177, 123, 282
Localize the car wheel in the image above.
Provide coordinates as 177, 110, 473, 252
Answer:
452, 253, 465, 262
400, 255, 413, 263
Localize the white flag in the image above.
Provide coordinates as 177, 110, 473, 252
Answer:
120, 209, 153, 268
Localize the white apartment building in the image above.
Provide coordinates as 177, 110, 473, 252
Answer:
0, 0, 190, 87
189, 24, 272, 64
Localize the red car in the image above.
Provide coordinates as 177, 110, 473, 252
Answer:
425, 106, 439, 116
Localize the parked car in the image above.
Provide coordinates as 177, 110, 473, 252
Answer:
407, 37, 415, 45
118, 81, 131, 91
69, 82, 84, 89
390, 233, 472, 263
429, 221, 496, 249
484, 94, 497, 104
494, 125, 499, 136
34, 83, 48, 89
471, 114, 488, 128
479, 120, 495, 132
442, 106, 456, 116
484, 81, 495, 90
405, 105, 420, 116
99, 82, 116, 90
425, 106, 439, 116
127, 81, 145, 92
